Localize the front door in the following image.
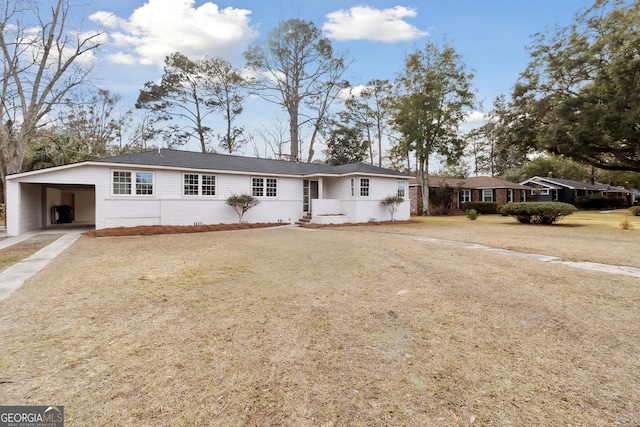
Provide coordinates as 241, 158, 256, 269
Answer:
303, 180, 319, 212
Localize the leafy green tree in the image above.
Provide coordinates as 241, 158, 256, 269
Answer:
511, 0, 640, 172
0, 0, 103, 202
391, 41, 476, 215
203, 57, 248, 154
226, 194, 260, 223
342, 79, 393, 166
468, 96, 528, 177
57, 89, 132, 159
324, 125, 369, 166
244, 19, 350, 162
22, 133, 91, 171
136, 53, 247, 153
136, 53, 212, 152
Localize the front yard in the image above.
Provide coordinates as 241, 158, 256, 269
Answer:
0, 213, 639, 426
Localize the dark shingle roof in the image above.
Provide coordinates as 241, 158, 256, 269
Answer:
409, 175, 531, 190
92, 149, 411, 177
523, 176, 598, 190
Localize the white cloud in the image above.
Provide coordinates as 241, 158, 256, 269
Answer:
90, 0, 258, 67
464, 111, 488, 123
323, 6, 428, 42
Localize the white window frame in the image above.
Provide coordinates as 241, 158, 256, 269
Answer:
112, 170, 154, 196
112, 171, 132, 195
252, 177, 278, 198
460, 189, 471, 203
359, 178, 370, 197
397, 180, 406, 198
183, 173, 216, 197
520, 190, 527, 202
202, 174, 216, 196
482, 189, 494, 202
507, 189, 514, 203
540, 188, 550, 196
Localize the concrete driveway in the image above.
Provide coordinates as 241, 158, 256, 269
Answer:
0, 226, 92, 301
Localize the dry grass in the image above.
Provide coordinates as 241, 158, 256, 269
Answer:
0, 216, 639, 426
0, 234, 62, 273
82, 222, 284, 237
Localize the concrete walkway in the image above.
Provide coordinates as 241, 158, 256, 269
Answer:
0, 228, 86, 302
386, 233, 640, 279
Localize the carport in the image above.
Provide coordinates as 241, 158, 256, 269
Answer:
10, 181, 96, 234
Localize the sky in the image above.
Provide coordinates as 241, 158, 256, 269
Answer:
74, 0, 596, 157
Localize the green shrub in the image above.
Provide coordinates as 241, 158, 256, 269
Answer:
462, 201, 498, 214
577, 193, 624, 210
630, 206, 640, 216
465, 209, 479, 220
380, 195, 405, 221
498, 202, 578, 225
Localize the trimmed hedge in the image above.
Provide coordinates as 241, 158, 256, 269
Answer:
498, 202, 578, 225
462, 201, 498, 214
575, 194, 624, 209
630, 206, 640, 216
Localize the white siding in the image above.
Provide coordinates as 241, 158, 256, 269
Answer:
22, 184, 44, 232
6, 162, 410, 235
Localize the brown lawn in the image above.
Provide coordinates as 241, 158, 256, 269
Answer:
0, 214, 639, 426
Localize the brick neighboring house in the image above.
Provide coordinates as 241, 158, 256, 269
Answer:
409, 176, 533, 215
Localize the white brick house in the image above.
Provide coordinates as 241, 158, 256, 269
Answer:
5, 149, 411, 236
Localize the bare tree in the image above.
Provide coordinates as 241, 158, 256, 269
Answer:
244, 19, 350, 162
253, 117, 290, 159
0, 0, 103, 200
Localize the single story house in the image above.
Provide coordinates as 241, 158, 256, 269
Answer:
409, 176, 533, 215
520, 175, 597, 204
521, 175, 638, 207
5, 149, 411, 236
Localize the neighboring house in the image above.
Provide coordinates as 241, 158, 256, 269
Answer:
594, 183, 639, 206
520, 175, 597, 204
5, 149, 411, 236
521, 175, 638, 207
409, 176, 532, 215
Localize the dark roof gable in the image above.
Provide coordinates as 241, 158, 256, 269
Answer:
92, 149, 411, 177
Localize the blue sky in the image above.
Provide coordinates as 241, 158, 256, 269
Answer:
80, 0, 595, 156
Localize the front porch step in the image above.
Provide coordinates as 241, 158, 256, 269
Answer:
448, 209, 465, 216
297, 213, 312, 224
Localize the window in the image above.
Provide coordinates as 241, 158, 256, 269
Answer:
460, 189, 471, 203
136, 172, 153, 195
507, 189, 514, 203
360, 178, 370, 197
252, 178, 264, 197
266, 178, 277, 197
520, 190, 527, 202
482, 189, 494, 202
113, 170, 153, 196
113, 171, 131, 195
540, 188, 550, 196
397, 180, 406, 198
350, 178, 355, 197
183, 174, 216, 196
183, 174, 199, 195
252, 177, 277, 197
202, 175, 216, 196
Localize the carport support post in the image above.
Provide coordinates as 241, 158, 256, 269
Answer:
5, 179, 19, 236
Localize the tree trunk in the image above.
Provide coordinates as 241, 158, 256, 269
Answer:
419, 156, 430, 216
289, 105, 299, 161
